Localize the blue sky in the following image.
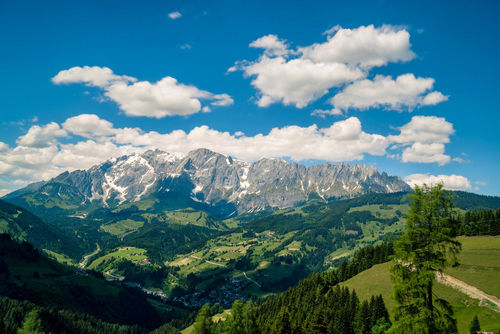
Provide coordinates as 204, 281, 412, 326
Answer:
1, 0, 499, 196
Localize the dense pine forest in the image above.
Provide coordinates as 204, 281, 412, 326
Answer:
0, 234, 164, 331
459, 207, 500, 236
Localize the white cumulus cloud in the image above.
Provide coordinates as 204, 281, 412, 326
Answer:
301, 24, 416, 68
52, 67, 233, 118
249, 34, 290, 57
404, 174, 472, 191
232, 25, 447, 113
400, 142, 450, 166
239, 56, 364, 108
388, 115, 454, 144
388, 116, 454, 165
16, 122, 68, 148
62, 114, 115, 138
329, 74, 448, 113
52, 66, 137, 88
168, 11, 182, 19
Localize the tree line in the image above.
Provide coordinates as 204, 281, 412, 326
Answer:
459, 207, 500, 236
190, 278, 390, 334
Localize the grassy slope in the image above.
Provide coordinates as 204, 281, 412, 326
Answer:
181, 310, 231, 334
445, 235, 500, 298
341, 262, 500, 333
88, 247, 148, 269
0, 199, 81, 260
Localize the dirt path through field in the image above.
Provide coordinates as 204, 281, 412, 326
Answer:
436, 272, 500, 311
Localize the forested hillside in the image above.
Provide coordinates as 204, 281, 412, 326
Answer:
0, 200, 84, 260
0, 234, 164, 331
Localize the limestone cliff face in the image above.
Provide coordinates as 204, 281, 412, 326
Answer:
4, 148, 411, 217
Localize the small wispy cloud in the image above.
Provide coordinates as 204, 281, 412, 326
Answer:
168, 11, 182, 19
475, 181, 488, 186
180, 44, 192, 50
310, 108, 343, 118
452, 157, 471, 163
10, 121, 24, 126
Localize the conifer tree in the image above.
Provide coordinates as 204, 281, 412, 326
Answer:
371, 317, 391, 334
270, 306, 292, 334
307, 305, 326, 334
224, 300, 245, 334
469, 314, 480, 334
389, 183, 461, 334
242, 301, 259, 334
17, 310, 44, 334
193, 304, 213, 334
357, 300, 371, 334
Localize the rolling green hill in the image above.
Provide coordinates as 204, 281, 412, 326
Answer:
0, 199, 84, 261
340, 236, 500, 333
0, 233, 169, 330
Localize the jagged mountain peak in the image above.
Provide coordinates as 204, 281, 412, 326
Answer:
4, 148, 411, 217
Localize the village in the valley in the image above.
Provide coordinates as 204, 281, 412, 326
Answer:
88, 229, 304, 309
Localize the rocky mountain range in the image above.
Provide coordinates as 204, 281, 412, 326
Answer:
4, 148, 412, 218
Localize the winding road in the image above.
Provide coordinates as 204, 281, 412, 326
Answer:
79, 246, 101, 268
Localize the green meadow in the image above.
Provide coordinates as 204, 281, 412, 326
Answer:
88, 247, 148, 269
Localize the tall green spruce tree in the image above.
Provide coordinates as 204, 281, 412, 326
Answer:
469, 314, 480, 334
389, 183, 461, 334
193, 304, 213, 334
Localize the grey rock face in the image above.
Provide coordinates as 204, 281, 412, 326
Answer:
6, 148, 412, 216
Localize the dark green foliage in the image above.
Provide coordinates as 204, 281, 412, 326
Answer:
255, 278, 390, 334
193, 304, 213, 334
122, 223, 219, 263
150, 323, 182, 334
371, 318, 391, 334
0, 296, 147, 334
390, 183, 460, 334
0, 235, 163, 330
215, 299, 259, 334
235, 255, 257, 271
102, 258, 176, 288
242, 231, 256, 238
469, 315, 480, 334
210, 303, 224, 315
0, 200, 85, 260
17, 309, 44, 334
452, 191, 500, 210
214, 245, 392, 333
460, 207, 500, 236
269, 306, 292, 334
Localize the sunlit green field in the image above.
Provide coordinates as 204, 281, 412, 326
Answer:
88, 247, 148, 269
341, 262, 500, 333
101, 219, 144, 238
43, 249, 75, 265
445, 235, 500, 298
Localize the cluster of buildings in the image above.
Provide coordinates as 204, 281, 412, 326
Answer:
171, 276, 251, 308
121, 275, 250, 309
